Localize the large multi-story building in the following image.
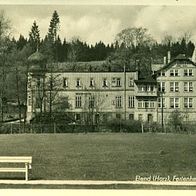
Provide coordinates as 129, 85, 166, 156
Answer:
155, 53, 196, 123
26, 50, 196, 125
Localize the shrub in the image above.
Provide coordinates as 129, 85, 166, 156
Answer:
105, 119, 142, 133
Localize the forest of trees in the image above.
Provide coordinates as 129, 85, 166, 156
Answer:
12, 28, 195, 63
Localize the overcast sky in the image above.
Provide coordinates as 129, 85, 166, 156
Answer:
1, 5, 196, 44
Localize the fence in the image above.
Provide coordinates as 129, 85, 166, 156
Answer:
0, 123, 109, 134
0, 121, 196, 134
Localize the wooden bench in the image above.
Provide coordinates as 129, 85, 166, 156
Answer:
0, 156, 32, 181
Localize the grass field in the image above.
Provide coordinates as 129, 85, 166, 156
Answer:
0, 132, 195, 183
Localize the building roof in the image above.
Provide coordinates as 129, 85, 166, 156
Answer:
174, 54, 187, 60
153, 54, 196, 76
28, 51, 47, 72
43, 61, 136, 73
46, 61, 106, 72
151, 64, 164, 72
134, 77, 157, 84
28, 51, 46, 63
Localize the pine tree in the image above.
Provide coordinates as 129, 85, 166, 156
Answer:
44, 10, 60, 62
29, 21, 40, 52
17, 34, 27, 50
48, 10, 60, 43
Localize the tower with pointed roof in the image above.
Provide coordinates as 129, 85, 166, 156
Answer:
26, 51, 46, 122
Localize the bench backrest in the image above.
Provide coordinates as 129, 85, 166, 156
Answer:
0, 156, 32, 164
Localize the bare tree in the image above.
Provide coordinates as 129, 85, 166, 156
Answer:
15, 67, 22, 130
115, 27, 155, 48
0, 11, 11, 122
178, 31, 192, 44
161, 34, 175, 46
82, 86, 106, 131
44, 68, 61, 121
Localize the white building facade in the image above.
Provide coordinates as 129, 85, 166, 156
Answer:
26, 51, 196, 125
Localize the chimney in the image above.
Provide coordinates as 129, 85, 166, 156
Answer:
163, 56, 167, 65
167, 51, 171, 63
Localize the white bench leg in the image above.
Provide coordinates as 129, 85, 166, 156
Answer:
25, 163, 28, 181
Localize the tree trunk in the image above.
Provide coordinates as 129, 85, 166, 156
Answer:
16, 67, 22, 133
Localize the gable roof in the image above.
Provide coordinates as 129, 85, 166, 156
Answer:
153, 54, 196, 76
134, 76, 157, 84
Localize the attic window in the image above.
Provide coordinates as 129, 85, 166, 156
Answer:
189, 69, 193, 76
76, 78, 81, 87
170, 69, 179, 76
103, 78, 108, 87
175, 69, 179, 76
90, 78, 94, 87
170, 70, 174, 76
184, 69, 193, 76
129, 78, 134, 87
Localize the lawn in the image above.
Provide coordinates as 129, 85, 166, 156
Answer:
0, 133, 195, 181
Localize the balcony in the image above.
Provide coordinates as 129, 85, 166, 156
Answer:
136, 90, 157, 97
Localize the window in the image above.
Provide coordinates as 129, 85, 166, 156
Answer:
76, 78, 81, 87
95, 114, 100, 124
147, 85, 154, 92
112, 77, 121, 87
149, 101, 155, 108
189, 82, 193, 92
138, 101, 143, 108
128, 96, 135, 108
162, 72, 165, 76
184, 98, 193, 108
28, 79, 32, 88
158, 97, 165, 108
175, 69, 179, 76
184, 82, 193, 92
28, 95, 31, 106
129, 78, 134, 87
158, 82, 165, 92
115, 96, 122, 108
138, 100, 154, 108
89, 96, 95, 108
75, 113, 81, 121
170, 82, 179, 92
184, 69, 188, 76
138, 114, 143, 121
90, 78, 94, 87
170, 98, 179, 108
37, 78, 41, 87
145, 101, 155, 108
161, 82, 165, 92
103, 78, 108, 87
184, 69, 193, 76
138, 85, 145, 92
116, 113, 121, 119
184, 82, 188, 92
116, 78, 121, 87
170, 69, 179, 76
75, 95, 82, 108
129, 114, 134, 120
148, 114, 153, 123
189, 69, 193, 76
170, 70, 174, 76
170, 82, 174, 92
63, 78, 68, 87
103, 114, 108, 123
112, 78, 116, 86
175, 82, 179, 92
145, 101, 149, 108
